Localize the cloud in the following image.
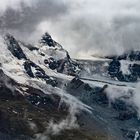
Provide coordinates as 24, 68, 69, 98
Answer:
0, 0, 34, 13
104, 83, 140, 119
33, 86, 91, 139
1, 0, 140, 58
37, 0, 140, 58
47, 102, 79, 135
0, 0, 68, 41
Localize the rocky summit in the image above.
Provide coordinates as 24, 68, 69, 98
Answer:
0, 32, 140, 140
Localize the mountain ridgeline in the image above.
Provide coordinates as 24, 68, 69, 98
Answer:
0, 32, 140, 140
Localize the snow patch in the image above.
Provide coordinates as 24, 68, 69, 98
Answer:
39, 46, 67, 61
120, 60, 131, 75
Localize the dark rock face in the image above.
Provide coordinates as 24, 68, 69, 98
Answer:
108, 59, 138, 82
69, 77, 84, 89
130, 64, 140, 77
67, 77, 109, 106
23, 60, 57, 87
117, 111, 135, 121
4, 34, 27, 60
129, 51, 140, 61
40, 32, 56, 47
111, 99, 128, 111
44, 57, 59, 70
108, 59, 121, 78
117, 71, 137, 82
0, 69, 24, 101
44, 55, 80, 76
23, 61, 34, 78
57, 58, 80, 76
26, 93, 68, 112
111, 99, 136, 121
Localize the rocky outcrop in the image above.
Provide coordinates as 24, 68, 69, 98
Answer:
130, 64, 140, 77
108, 59, 121, 78
4, 34, 27, 60
108, 59, 138, 82
40, 32, 81, 76
106, 50, 140, 82
23, 60, 57, 87
40, 32, 56, 47
66, 77, 109, 105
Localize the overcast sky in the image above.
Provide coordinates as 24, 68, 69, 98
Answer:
0, 0, 140, 58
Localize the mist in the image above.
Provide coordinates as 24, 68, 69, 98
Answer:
0, 0, 140, 58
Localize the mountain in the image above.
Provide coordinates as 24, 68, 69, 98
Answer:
106, 51, 140, 82
0, 32, 140, 140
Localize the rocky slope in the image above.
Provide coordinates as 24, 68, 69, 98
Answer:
0, 33, 109, 140
105, 51, 140, 82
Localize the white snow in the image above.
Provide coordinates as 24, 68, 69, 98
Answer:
120, 60, 140, 75
120, 60, 131, 75
39, 45, 67, 61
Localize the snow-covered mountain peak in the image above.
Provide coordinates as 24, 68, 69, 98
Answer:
0, 32, 80, 87
40, 32, 63, 49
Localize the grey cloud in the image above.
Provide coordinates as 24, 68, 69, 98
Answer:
0, 0, 68, 42
1, 0, 140, 58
